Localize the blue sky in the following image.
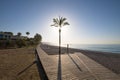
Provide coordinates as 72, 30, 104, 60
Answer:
0, 0, 120, 44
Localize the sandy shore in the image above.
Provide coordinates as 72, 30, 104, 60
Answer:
0, 47, 40, 80
40, 43, 120, 75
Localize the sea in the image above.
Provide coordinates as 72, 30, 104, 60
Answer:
45, 42, 120, 54
69, 44, 120, 54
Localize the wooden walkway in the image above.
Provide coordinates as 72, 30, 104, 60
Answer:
36, 45, 120, 80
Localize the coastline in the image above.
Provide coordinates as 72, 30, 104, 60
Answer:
40, 43, 120, 74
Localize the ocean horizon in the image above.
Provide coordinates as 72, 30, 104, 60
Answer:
69, 44, 120, 54
43, 42, 120, 54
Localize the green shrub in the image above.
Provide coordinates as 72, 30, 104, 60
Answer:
16, 39, 27, 48
5, 40, 11, 48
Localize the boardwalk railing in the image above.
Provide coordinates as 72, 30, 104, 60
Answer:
35, 49, 49, 80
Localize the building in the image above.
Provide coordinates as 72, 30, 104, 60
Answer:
0, 32, 27, 40
0, 32, 13, 40
11, 35, 27, 40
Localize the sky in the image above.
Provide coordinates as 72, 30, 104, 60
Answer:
0, 0, 120, 44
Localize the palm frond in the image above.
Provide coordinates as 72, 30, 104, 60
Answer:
61, 18, 66, 24
63, 22, 70, 26
53, 18, 57, 24
51, 16, 70, 27
58, 16, 61, 27
51, 24, 58, 27
56, 18, 59, 25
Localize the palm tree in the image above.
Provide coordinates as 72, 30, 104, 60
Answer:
26, 32, 30, 37
34, 33, 42, 42
17, 32, 21, 37
51, 16, 69, 55
17, 32, 22, 39
51, 16, 69, 80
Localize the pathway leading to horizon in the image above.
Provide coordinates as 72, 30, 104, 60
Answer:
36, 45, 120, 80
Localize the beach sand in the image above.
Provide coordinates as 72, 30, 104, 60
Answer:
0, 47, 40, 80
40, 43, 120, 75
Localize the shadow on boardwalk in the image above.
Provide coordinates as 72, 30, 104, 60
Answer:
68, 54, 82, 72
57, 54, 62, 80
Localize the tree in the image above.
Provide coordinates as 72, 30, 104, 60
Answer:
26, 32, 30, 37
51, 16, 69, 55
34, 33, 42, 43
4, 32, 13, 36
51, 16, 69, 80
17, 32, 22, 37
16, 39, 27, 48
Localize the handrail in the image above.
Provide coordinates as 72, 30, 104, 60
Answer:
35, 49, 49, 80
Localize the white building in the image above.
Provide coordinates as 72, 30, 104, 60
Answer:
0, 32, 28, 40
11, 35, 27, 40
0, 32, 12, 40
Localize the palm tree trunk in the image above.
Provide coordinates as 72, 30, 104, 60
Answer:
57, 28, 62, 80
59, 28, 61, 56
